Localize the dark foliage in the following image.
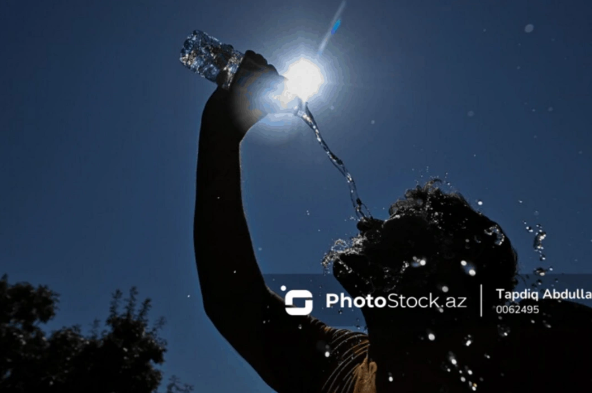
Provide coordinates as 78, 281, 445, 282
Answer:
0, 275, 193, 393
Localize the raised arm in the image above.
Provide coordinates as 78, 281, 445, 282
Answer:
193, 51, 361, 392
195, 51, 280, 319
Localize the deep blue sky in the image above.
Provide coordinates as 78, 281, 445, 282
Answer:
1, 0, 591, 391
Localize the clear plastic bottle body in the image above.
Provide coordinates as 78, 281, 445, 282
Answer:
180, 30, 304, 115
180, 30, 244, 90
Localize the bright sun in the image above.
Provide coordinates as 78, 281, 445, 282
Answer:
283, 58, 325, 102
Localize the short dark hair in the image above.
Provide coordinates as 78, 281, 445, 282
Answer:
339, 179, 518, 305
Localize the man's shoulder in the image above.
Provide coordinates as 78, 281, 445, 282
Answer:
309, 320, 369, 357
318, 326, 369, 393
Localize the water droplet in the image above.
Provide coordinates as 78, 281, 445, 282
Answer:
477, 200, 483, 206
534, 267, 547, 276
524, 24, 534, 33
281, 285, 287, 291
306, 210, 310, 216
298, 324, 302, 329
518, 200, 523, 204
370, 120, 375, 125
338, 309, 343, 315
465, 335, 473, 346
427, 330, 436, 341
441, 285, 449, 293
448, 352, 458, 365
534, 210, 539, 216
498, 324, 511, 337
543, 321, 552, 328
461, 376, 466, 382
484, 353, 490, 359
526, 226, 533, 233
325, 351, 330, 357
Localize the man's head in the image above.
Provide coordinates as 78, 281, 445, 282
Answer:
331, 180, 518, 318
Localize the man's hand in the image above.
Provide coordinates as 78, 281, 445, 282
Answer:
203, 50, 299, 142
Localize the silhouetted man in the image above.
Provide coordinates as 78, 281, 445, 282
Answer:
194, 50, 592, 393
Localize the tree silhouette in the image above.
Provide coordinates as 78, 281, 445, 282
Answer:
0, 274, 193, 393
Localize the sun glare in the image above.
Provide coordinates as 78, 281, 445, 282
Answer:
283, 58, 325, 102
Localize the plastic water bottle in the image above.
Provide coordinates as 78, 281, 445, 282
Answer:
179, 30, 244, 90
180, 30, 305, 114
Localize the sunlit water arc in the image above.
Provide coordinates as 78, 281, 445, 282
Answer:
295, 102, 372, 220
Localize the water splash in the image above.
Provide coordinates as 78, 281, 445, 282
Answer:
485, 225, 505, 246
296, 103, 372, 220
533, 224, 547, 261
331, 239, 349, 252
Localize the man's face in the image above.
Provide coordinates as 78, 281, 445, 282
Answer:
334, 214, 437, 297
